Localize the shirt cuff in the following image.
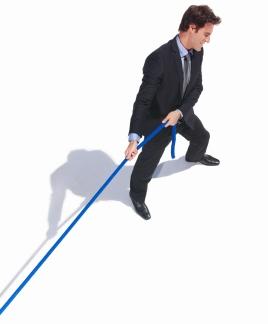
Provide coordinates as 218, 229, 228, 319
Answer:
128, 133, 141, 143
175, 109, 183, 118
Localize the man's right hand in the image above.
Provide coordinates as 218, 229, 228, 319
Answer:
125, 141, 138, 160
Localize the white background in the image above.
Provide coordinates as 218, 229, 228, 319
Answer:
0, 0, 267, 322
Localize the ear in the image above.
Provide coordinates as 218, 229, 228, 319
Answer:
189, 24, 197, 33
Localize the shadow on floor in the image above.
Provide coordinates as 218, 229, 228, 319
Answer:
0, 149, 196, 300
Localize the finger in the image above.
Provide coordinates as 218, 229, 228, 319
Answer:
131, 151, 138, 159
125, 150, 131, 160
127, 153, 133, 160
127, 149, 136, 160
130, 151, 137, 159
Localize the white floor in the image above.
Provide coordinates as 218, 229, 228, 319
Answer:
0, 1, 267, 323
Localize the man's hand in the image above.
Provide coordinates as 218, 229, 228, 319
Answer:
125, 141, 138, 160
162, 110, 182, 127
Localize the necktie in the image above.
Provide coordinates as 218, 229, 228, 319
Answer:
182, 53, 191, 96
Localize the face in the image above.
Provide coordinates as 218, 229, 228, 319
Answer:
189, 22, 214, 51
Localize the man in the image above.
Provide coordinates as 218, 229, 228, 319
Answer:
125, 5, 221, 220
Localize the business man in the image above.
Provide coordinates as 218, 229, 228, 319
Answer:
125, 5, 221, 220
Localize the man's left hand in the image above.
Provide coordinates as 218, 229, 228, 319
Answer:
162, 110, 182, 127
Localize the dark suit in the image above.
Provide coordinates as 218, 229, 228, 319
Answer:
129, 35, 210, 202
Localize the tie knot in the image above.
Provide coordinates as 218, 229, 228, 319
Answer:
184, 53, 190, 61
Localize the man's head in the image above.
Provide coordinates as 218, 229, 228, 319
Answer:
179, 5, 221, 51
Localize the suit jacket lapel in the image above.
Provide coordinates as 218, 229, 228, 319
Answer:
171, 36, 184, 99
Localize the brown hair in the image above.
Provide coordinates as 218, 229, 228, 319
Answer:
179, 5, 221, 32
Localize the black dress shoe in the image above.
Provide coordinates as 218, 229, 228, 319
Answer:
199, 154, 220, 166
129, 193, 151, 220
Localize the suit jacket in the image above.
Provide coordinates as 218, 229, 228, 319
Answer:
129, 35, 204, 137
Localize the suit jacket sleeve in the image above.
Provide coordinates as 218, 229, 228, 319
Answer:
129, 51, 163, 136
179, 49, 204, 120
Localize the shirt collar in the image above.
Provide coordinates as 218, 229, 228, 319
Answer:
176, 35, 193, 58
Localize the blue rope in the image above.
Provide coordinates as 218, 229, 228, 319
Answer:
171, 125, 176, 159
0, 122, 176, 315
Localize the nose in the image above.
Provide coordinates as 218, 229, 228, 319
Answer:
205, 36, 210, 43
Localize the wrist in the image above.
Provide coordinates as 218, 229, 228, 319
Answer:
175, 109, 183, 119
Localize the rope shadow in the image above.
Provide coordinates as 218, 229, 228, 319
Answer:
0, 149, 195, 300
0, 201, 85, 299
